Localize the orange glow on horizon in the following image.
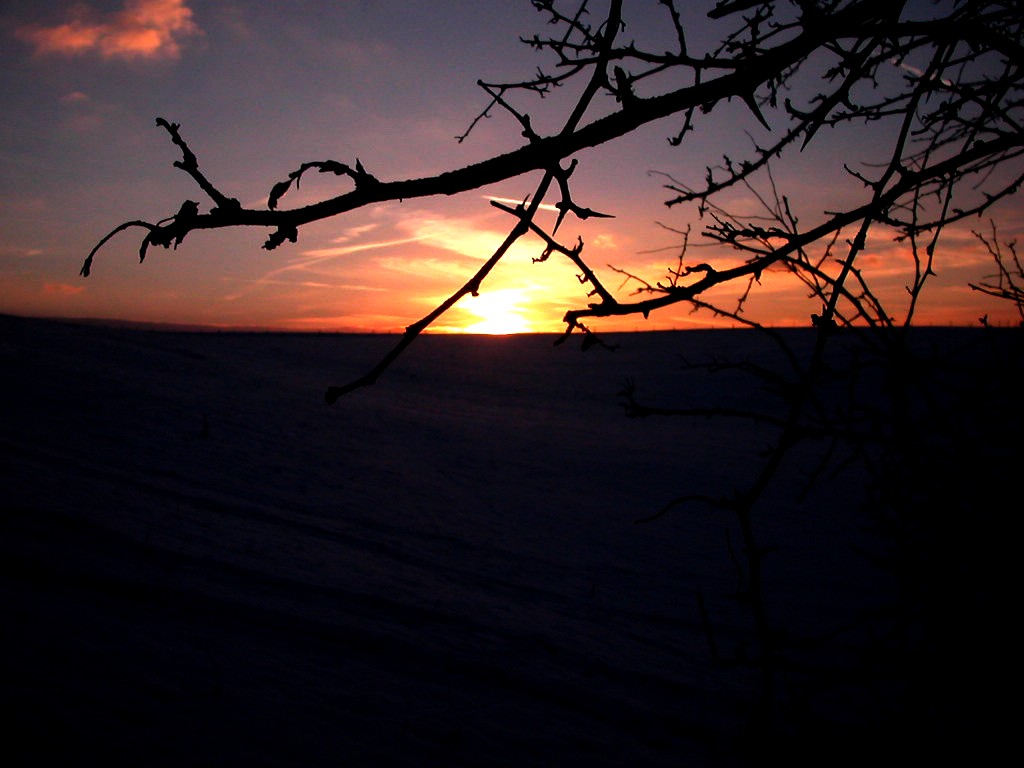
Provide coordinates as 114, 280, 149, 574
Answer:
7, 186, 1021, 334
455, 289, 535, 335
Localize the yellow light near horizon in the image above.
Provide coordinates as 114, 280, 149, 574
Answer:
460, 289, 533, 334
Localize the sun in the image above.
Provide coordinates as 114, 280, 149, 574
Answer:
460, 289, 533, 334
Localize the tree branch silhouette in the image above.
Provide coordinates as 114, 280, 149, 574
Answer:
82, 0, 1024, 752
85, 1, 1022, 365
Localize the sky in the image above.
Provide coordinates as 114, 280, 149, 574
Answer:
1, 0, 1022, 333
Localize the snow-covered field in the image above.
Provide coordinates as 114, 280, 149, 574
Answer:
1, 315, 1015, 766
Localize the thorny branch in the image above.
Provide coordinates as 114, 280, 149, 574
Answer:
85, 1, 1022, 388
970, 220, 1024, 325
82, 0, 1024, 747
328, 0, 625, 400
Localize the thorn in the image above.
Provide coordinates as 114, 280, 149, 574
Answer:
741, 92, 771, 131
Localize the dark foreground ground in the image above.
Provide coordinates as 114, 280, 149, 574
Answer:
1, 315, 1018, 765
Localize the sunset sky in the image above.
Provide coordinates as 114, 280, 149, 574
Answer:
2, 0, 1021, 333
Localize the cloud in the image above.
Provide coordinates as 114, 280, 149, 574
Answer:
393, 212, 539, 262
58, 89, 108, 131
331, 223, 380, 242
221, 236, 422, 301
0, 246, 46, 258
59, 91, 90, 104
484, 196, 560, 213
299, 235, 427, 261
373, 255, 478, 280
17, 0, 199, 60
43, 282, 85, 296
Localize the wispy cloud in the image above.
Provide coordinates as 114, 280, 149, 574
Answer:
223, 236, 424, 301
17, 0, 199, 60
331, 223, 380, 242
373, 256, 478, 280
484, 196, 560, 213
222, 276, 386, 301
0, 246, 46, 258
394, 211, 545, 262
224, 204, 573, 311
43, 282, 85, 296
58, 90, 107, 131
301, 235, 424, 260
59, 91, 90, 104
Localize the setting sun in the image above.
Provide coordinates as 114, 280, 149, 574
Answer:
460, 289, 534, 334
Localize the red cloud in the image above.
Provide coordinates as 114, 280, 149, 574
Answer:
43, 282, 86, 296
17, 0, 198, 60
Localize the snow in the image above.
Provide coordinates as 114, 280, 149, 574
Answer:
1, 315, 1015, 766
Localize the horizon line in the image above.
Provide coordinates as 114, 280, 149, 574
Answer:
3, 312, 1009, 335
